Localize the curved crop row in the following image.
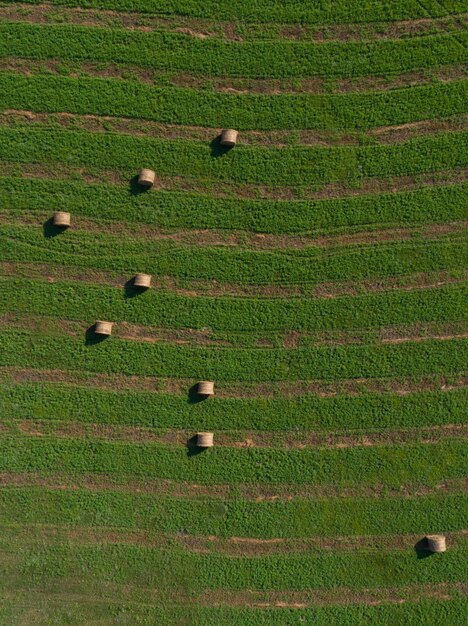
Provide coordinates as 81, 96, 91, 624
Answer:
0, 127, 466, 187
2, 177, 466, 233
1, 72, 467, 130
1, 278, 466, 332
1, 23, 466, 79
12, 0, 468, 24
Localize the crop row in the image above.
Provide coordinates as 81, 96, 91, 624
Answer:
2, 382, 465, 432
2, 278, 465, 332
0, 434, 465, 486
3, 536, 467, 590
0, 487, 465, 537
1, 127, 466, 187
1, 596, 466, 626
1, 329, 467, 381
1, 596, 465, 626
2, 224, 465, 285
2, 24, 467, 79
10, 0, 468, 25
2, 176, 466, 233
1, 73, 467, 130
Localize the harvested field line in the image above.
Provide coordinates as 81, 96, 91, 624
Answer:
11, 0, 468, 24
2, 4, 466, 42
1, 23, 467, 79
8, 419, 468, 450
0, 433, 465, 487
0, 73, 467, 130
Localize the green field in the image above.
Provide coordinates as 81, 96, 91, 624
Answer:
0, 1, 467, 624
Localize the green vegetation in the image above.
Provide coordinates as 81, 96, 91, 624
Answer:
2, 383, 465, 431
2, 278, 466, 333
1, 329, 466, 381
2, 23, 467, 78
12, 0, 468, 24
0, 487, 465, 537
1, 72, 467, 130
1, 433, 466, 486
2, 177, 466, 232
0, 127, 466, 186
0, 0, 466, 621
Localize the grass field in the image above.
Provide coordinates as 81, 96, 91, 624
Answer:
0, 1, 466, 624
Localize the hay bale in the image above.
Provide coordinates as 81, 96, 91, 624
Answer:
426, 535, 446, 553
134, 273, 152, 288
52, 211, 71, 227
198, 381, 215, 396
220, 129, 238, 147
197, 432, 214, 447
94, 320, 113, 336
138, 168, 156, 188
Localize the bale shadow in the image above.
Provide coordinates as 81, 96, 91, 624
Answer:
210, 136, 234, 158
43, 217, 69, 238
129, 175, 150, 196
414, 538, 434, 559
124, 277, 149, 299
187, 383, 209, 404
84, 324, 110, 346
186, 434, 206, 457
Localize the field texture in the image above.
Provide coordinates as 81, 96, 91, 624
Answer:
0, 1, 467, 624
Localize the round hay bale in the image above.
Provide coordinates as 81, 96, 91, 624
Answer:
197, 432, 214, 447
138, 169, 155, 188
426, 535, 446, 553
134, 273, 152, 288
94, 320, 113, 336
52, 211, 71, 227
220, 129, 238, 147
198, 381, 215, 396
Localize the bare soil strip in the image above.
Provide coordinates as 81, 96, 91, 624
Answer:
1, 312, 467, 351
1, 260, 465, 299
0, 522, 467, 556
2, 109, 468, 148
2, 4, 466, 42
2, 208, 466, 250
0, 470, 466, 501
1, 365, 466, 399
8, 418, 468, 450
0, 57, 465, 95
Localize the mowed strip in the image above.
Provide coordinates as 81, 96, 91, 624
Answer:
0, 535, 466, 590
1, 176, 466, 233
0, 431, 465, 486
1, 277, 466, 331
8, 0, 468, 25
0, 328, 467, 380
0, 73, 466, 130
1, 595, 467, 626
2, 4, 466, 42
1, 23, 466, 78
0, 127, 465, 188
2, 379, 466, 431
2, 225, 466, 285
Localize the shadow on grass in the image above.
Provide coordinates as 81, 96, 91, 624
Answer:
186, 434, 207, 457
43, 217, 69, 238
414, 538, 435, 559
124, 277, 149, 299
188, 383, 210, 405
129, 175, 151, 196
210, 135, 234, 158
84, 324, 110, 346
